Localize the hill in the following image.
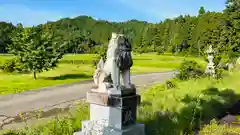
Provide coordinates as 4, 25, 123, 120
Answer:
0, 0, 239, 58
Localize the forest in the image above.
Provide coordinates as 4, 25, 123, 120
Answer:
0, 0, 239, 59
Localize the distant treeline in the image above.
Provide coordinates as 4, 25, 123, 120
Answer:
0, 0, 239, 58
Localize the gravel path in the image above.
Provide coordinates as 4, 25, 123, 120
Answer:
0, 71, 176, 129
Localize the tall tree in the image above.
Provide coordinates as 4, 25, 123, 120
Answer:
8, 24, 67, 79
0, 22, 15, 53
198, 6, 206, 15
223, 0, 240, 57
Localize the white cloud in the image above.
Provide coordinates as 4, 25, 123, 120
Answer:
0, 4, 71, 26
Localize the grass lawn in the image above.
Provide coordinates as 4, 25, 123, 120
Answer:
2, 71, 239, 135
0, 54, 14, 65
0, 53, 206, 95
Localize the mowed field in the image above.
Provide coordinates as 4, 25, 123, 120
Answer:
2, 70, 239, 135
0, 53, 206, 95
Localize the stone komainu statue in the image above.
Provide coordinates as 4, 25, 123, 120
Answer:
92, 33, 133, 93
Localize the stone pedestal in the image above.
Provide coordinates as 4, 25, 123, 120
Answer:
73, 91, 145, 135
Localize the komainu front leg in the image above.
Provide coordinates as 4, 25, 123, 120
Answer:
121, 69, 131, 88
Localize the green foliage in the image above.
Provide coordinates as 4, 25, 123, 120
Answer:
215, 67, 224, 79
139, 71, 240, 135
176, 60, 204, 80
155, 46, 164, 55
0, 22, 15, 53
3, 59, 16, 73
97, 43, 108, 60
165, 79, 177, 89
200, 119, 240, 135
8, 24, 67, 79
222, 0, 240, 57
213, 55, 222, 67
2, 58, 27, 73
92, 43, 108, 67
198, 6, 206, 15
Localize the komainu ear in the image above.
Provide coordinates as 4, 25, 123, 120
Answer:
97, 58, 104, 69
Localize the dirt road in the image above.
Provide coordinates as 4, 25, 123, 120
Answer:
0, 71, 176, 129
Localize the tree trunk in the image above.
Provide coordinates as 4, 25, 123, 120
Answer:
33, 71, 37, 80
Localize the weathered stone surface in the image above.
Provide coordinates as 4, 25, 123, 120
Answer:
74, 122, 145, 135
102, 123, 145, 135
86, 91, 140, 108
86, 91, 109, 105
89, 101, 138, 129
205, 45, 216, 76
91, 33, 134, 95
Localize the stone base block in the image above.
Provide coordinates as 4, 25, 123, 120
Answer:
73, 123, 145, 135
88, 94, 140, 129
86, 91, 140, 108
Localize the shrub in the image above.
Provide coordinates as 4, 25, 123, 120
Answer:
156, 46, 164, 55
60, 60, 94, 64
176, 60, 204, 80
2, 59, 28, 73
199, 119, 240, 135
213, 55, 222, 67
91, 44, 107, 67
0, 65, 4, 70
165, 79, 177, 89
215, 67, 224, 79
3, 59, 16, 73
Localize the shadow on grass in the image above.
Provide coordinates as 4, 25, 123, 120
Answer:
139, 88, 240, 135
43, 73, 92, 80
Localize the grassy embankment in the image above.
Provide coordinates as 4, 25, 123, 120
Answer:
2, 68, 240, 135
140, 71, 240, 135
0, 53, 205, 95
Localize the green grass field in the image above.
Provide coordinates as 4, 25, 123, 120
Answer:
2, 71, 239, 135
0, 53, 206, 95
139, 71, 240, 134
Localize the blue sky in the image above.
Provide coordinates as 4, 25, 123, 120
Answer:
0, 0, 226, 26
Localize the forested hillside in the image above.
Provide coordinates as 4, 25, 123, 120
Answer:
0, 0, 239, 58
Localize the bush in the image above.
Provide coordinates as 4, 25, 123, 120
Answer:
60, 60, 94, 64
176, 60, 204, 80
2, 59, 27, 73
165, 79, 177, 89
155, 46, 164, 55
92, 44, 107, 67
3, 59, 16, 73
199, 119, 240, 135
0, 65, 4, 70
213, 55, 222, 67
215, 68, 224, 79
